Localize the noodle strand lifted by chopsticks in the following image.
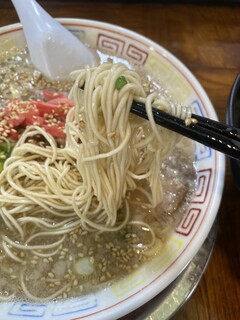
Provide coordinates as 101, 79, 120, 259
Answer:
0, 61, 187, 235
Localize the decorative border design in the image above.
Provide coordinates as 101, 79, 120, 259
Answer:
7, 297, 98, 318
176, 168, 212, 236
145, 238, 184, 274
51, 295, 97, 316
97, 33, 125, 55
111, 271, 147, 298
176, 208, 201, 236
194, 168, 212, 203
145, 55, 174, 79
194, 142, 212, 162
125, 44, 148, 64
8, 303, 47, 317
97, 33, 148, 65
170, 76, 192, 100
191, 99, 205, 117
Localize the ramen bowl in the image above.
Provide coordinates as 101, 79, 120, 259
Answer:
0, 19, 225, 320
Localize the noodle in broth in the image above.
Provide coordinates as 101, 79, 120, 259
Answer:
0, 57, 196, 301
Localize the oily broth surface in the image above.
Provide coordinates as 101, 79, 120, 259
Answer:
0, 140, 196, 302
0, 48, 196, 302
0, 47, 73, 103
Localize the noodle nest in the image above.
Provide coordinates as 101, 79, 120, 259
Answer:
0, 62, 191, 301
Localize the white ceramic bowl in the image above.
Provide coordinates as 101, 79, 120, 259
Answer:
0, 19, 225, 320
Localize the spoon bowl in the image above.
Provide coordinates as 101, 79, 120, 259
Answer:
11, 0, 95, 79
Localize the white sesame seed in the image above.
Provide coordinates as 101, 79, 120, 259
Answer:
48, 272, 55, 278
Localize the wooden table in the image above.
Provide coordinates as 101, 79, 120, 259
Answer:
1, 1, 240, 319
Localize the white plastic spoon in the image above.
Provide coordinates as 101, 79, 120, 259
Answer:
11, 0, 95, 79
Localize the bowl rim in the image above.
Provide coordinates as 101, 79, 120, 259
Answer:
0, 18, 226, 320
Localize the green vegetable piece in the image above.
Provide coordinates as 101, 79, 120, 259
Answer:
0, 142, 15, 171
0, 142, 14, 156
115, 76, 127, 90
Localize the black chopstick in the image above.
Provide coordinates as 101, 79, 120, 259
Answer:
131, 101, 240, 160
191, 114, 240, 142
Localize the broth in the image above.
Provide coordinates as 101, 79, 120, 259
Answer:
0, 47, 196, 302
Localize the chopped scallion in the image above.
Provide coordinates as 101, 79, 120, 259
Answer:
115, 76, 127, 90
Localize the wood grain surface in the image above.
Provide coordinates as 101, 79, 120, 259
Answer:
0, 1, 240, 319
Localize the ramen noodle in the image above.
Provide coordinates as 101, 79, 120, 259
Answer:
0, 49, 196, 302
